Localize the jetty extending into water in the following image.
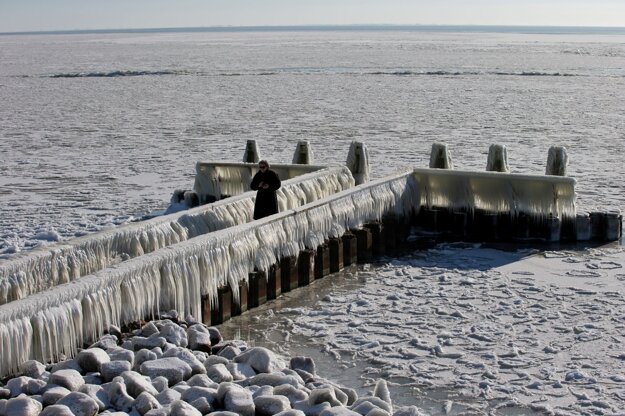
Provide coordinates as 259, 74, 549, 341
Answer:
0, 141, 621, 378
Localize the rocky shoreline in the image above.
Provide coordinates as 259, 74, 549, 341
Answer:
0, 312, 422, 416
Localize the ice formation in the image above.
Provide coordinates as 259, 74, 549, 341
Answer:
345, 141, 370, 185
242, 139, 261, 163
292, 140, 314, 164
486, 144, 510, 173
0, 167, 354, 306
0, 171, 414, 378
429, 143, 454, 169
411, 167, 577, 226
193, 162, 334, 204
546, 145, 568, 176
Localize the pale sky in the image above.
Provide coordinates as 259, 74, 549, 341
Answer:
1, 0, 624, 33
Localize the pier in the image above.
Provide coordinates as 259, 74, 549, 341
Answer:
0, 141, 621, 378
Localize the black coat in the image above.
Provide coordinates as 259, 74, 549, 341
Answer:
250, 169, 281, 220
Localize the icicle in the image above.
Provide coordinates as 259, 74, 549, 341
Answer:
486, 144, 510, 173
429, 143, 454, 169
292, 141, 314, 164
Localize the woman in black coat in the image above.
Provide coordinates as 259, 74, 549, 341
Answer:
250, 160, 281, 220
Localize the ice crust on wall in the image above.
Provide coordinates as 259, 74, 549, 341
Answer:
0, 166, 354, 305
0, 171, 414, 378
411, 167, 577, 224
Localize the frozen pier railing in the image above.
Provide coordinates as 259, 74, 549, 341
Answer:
0, 166, 355, 305
0, 171, 413, 377
190, 162, 333, 204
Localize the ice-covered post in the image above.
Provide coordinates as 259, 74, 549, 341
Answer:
243, 140, 261, 163
429, 143, 454, 169
486, 144, 510, 173
546, 146, 568, 176
292, 141, 314, 164
346, 141, 370, 185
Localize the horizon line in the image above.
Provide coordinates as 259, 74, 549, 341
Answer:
2, 23, 625, 36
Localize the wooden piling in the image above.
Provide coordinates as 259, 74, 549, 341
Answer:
200, 295, 212, 326
354, 228, 372, 264
365, 222, 385, 257
342, 231, 358, 266
315, 242, 330, 279
210, 286, 232, 325
280, 256, 299, 292
267, 263, 282, 300
298, 249, 315, 286
248, 270, 267, 308
329, 237, 344, 273
232, 281, 248, 316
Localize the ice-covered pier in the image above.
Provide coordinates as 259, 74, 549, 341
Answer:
0, 141, 621, 378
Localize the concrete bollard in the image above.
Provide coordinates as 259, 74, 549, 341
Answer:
329, 237, 344, 273
232, 281, 248, 316
243, 139, 261, 163
267, 263, 282, 300
248, 271, 267, 308
292, 141, 314, 164
429, 143, 454, 169
211, 286, 232, 325
575, 212, 591, 241
342, 232, 358, 266
354, 228, 373, 264
280, 256, 299, 292
298, 249, 316, 286
315, 242, 330, 279
486, 144, 510, 173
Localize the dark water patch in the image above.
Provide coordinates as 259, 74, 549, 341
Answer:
44, 69, 190, 78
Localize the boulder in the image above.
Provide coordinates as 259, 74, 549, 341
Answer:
42, 386, 72, 406
187, 325, 212, 352
78, 384, 110, 412
107, 346, 135, 363
7, 376, 31, 397
101, 360, 132, 382
39, 404, 75, 416
206, 363, 233, 383
19, 360, 47, 379
134, 391, 161, 415
159, 322, 188, 348
140, 357, 192, 385
49, 369, 85, 391
105, 378, 135, 412
155, 388, 181, 406
187, 374, 217, 388
255, 395, 292, 416
180, 386, 218, 407
162, 347, 205, 375
151, 376, 169, 392
121, 370, 159, 398
233, 347, 285, 374
169, 399, 202, 416
133, 349, 158, 372
4, 396, 42, 416
223, 386, 255, 416
132, 334, 167, 351
56, 391, 100, 416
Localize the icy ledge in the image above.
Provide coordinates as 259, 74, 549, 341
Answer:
0, 315, 423, 416
0, 171, 414, 378
0, 167, 355, 305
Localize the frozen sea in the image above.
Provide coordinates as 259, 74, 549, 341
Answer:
1, 26, 625, 414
